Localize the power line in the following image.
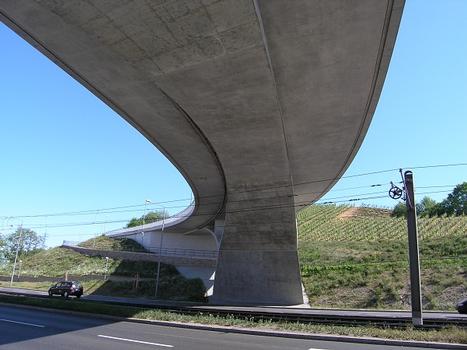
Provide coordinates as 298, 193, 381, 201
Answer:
317, 190, 452, 205
1, 160, 464, 225
316, 190, 388, 202
0, 199, 192, 220
12, 161, 460, 219
410, 162, 467, 171
316, 186, 456, 203
0, 205, 188, 220
0, 188, 457, 228
225, 162, 467, 196
0, 189, 456, 232
1, 180, 460, 222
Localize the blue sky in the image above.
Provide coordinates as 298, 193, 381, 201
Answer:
1, 0, 466, 247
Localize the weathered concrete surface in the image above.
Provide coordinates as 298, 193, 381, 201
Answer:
0, 0, 404, 305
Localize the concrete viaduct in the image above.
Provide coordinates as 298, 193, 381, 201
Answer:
0, 0, 404, 305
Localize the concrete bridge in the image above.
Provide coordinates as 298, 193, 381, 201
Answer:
0, 0, 404, 305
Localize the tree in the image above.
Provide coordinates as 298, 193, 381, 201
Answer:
391, 202, 407, 217
436, 182, 467, 216
3, 227, 45, 261
126, 210, 168, 228
416, 196, 437, 217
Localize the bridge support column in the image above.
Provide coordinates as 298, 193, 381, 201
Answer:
211, 188, 303, 305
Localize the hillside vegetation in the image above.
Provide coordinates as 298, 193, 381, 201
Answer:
297, 205, 467, 310
0, 236, 205, 302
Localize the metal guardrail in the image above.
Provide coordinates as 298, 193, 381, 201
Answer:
147, 247, 218, 259
62, 240, 79, 246
61, 241, 218, 261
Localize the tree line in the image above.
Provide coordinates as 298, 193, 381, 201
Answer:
0, 228, 45, 263
392, 182, 467, 217
126, 210, 168, 228
0, 210, 168, 264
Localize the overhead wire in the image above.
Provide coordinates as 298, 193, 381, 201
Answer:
4, 161, 462, 221
0, 180, 460, 221
1, 162, 464, 232
0, 189, 455, 233
0, 187, 457, 229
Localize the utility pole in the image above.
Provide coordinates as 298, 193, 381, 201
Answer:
10, 225, 23, 287
404, 170, 423, 326
155, 208, 165, 298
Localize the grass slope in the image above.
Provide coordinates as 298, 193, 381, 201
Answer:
0, 236, 205, 302
297, 205, 467, 310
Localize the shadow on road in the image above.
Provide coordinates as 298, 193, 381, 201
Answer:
0, 302, 122, 346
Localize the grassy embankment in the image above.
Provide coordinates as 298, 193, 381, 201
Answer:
0, 236, 205, 302
297, 205, 467, 310
0, 294, 465, 344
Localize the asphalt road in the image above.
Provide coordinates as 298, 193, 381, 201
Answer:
0, 304, 456, 350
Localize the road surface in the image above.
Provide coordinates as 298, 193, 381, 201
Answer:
0, 304, 456, 350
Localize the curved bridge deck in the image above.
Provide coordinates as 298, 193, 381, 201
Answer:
0, 0, 405, 305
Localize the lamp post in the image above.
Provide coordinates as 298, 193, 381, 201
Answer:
141, 199, 152, 246
154, 208, 166, 298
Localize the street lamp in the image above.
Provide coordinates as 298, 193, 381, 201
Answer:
141, 199, 152, 246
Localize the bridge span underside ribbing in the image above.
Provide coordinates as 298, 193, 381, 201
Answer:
0, 0, 404, 305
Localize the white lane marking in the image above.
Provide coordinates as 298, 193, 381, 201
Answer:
98, 335, 173, 348
308, 348, 328, 350
0, 318, 45, 328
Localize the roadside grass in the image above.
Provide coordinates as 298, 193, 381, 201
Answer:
0, 281, 52, 291
78, 235, 147, 252
0, 294, 465, 344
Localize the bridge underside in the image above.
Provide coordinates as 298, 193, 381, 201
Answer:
1, 0, 404, 305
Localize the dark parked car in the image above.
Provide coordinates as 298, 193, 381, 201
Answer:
48, 281, 83, 298
457, 298, 467, 314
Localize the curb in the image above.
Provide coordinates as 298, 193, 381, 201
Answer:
1, 301, 465, 349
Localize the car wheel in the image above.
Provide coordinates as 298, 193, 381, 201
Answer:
76, 294, 81, 299
63, 291, 69, 299
48, 291, 52, 297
